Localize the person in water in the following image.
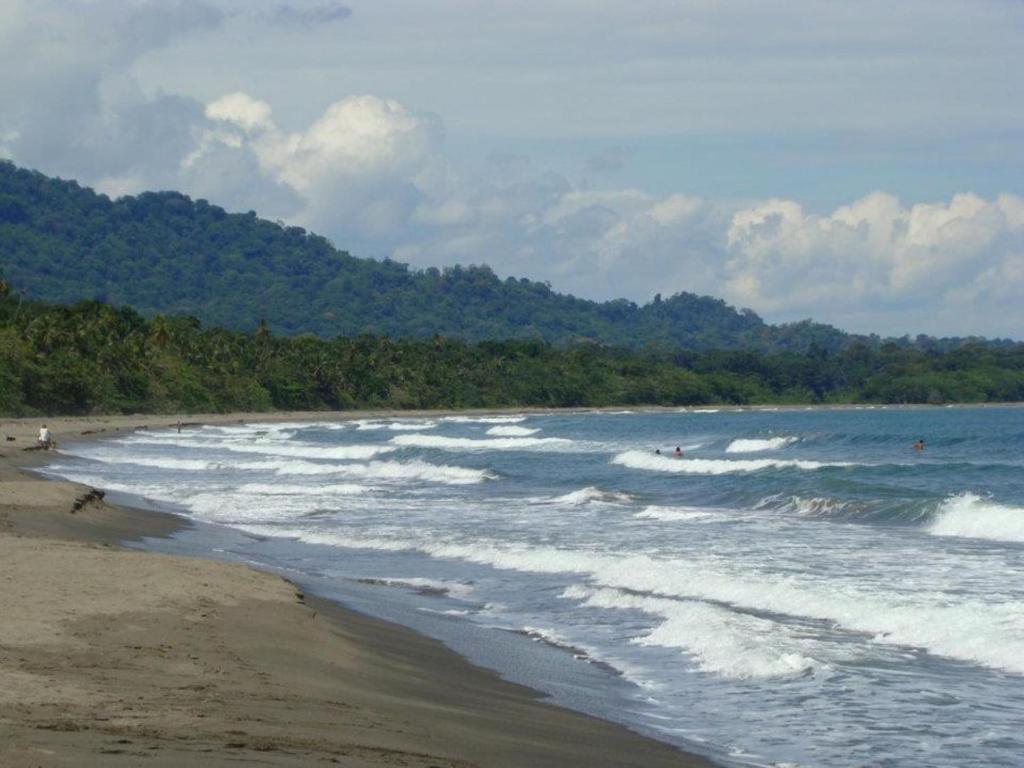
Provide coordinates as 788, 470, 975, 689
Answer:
655, 448, 661, 455
912, 439, 925, 451
674, 446, 683, 458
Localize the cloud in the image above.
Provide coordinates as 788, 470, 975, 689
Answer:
584, 146, 629, 175
723, 192, 1024, 334
268, 3, 352, 27
0, 0, 222, 185
206, 92, 274, 132
1, 0, 1021, 338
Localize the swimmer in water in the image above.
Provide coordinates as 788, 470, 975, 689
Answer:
912, 439, 925, 451
674, 446, 683, 458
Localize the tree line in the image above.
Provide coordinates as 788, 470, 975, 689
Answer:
2, 288, 1022, 416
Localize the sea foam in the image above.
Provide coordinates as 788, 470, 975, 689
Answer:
237, 482, 370, 496
634, 505, 722, 523
928, 493, 1024, 543
551, 487, 633, 505
268, 531, 1024, 677
223, 443, 396, 460
354, 420, 438, 431
391, 434, 570, 451
563, 584, 820, 679
725, 437, 797, 453
441, 415, 528, 424
611, 450, 848, 475
486, 425, 540, 436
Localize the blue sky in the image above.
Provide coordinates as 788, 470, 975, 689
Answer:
2, 0, 1022, 337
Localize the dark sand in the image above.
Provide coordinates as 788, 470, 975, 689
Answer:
0, 414, 716, 767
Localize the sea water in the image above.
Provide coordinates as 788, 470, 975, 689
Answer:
44, 407, 1024, 767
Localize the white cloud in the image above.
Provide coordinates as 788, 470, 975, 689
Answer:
722, 192, 1024, 334
266, 95, 440, 194
1, 0, 1022, 338
206, 92, 274, 132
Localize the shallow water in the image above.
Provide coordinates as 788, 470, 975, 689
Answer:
47, 406, 1024, 767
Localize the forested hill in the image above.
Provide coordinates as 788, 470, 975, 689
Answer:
0, 161, 971, 352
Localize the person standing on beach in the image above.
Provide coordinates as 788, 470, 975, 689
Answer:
38, 424, 52, 449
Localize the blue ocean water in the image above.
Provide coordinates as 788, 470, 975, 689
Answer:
46, 406, 1024, 768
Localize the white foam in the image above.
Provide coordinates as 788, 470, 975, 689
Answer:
354, 420, 438, 431
183, 491, 316, 522
391, 434, 571, 451
291, 459, 496, 485
237, 482, 370, 496
441, 415, 528, 424
223, 443, 396, 460
106, 456, 229, 471
551, 487, 633, 505
928, 493, 1024, 543
203, 421, 322, 434
485, 425, 540, 436
563, 585, 819, 679
725, 437, 797, 453
635, 506, 721, 523
363, 577, 476, 600
611, 450, 849, 475
231, 458, 491, 484
236, 459, 349, 475
241, 526, 413, 551
279, 532, 1024, 676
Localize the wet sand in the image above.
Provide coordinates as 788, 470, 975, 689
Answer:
0, 414, 715, 768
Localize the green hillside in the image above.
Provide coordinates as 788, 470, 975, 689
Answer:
0, 160, 857, 351
2, 285, 1022, 416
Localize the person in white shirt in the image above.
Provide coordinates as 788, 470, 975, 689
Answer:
38, 424, 52, 449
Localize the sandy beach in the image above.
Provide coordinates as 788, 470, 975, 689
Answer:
0, 413, 713, 768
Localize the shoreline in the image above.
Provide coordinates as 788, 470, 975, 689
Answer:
0, 413, 716, 767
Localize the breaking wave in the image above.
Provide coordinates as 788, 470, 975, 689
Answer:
237, 482, 370, 496
551, 487, 634, 505
223, 443, 396, 460
231, 526, 1024, 676
726, 437, 797, 453
318, 460, 495, 485
611, 450, 850, 475
928, 493, 1024, 543
563, 584, 819, 679
112, 456, 229, 471
486, 425, 540, 436
354, 420, 438, 431
391, 434, 571, 451
635, 506, 722, 523
232, 458, 494, 484
441, 415, 528, 424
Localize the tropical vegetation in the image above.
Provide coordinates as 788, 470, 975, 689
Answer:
2, 287, 1022, 416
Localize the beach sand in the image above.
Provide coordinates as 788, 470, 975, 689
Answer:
0, 414, 714, 768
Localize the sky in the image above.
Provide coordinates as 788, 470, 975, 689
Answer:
1, 0, 1023, 338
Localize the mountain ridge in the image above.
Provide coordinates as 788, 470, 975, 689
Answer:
0, 161, 1004, 351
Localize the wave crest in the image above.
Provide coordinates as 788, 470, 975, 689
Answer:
726, 437, 797, 453
551, 487, 633, 505
391, 434, 570, 451
928, 493, 1024, 543
486, 425, 540, 436
611, 450, 849, 475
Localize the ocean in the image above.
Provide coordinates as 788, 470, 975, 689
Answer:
44, 406, 1024, 767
